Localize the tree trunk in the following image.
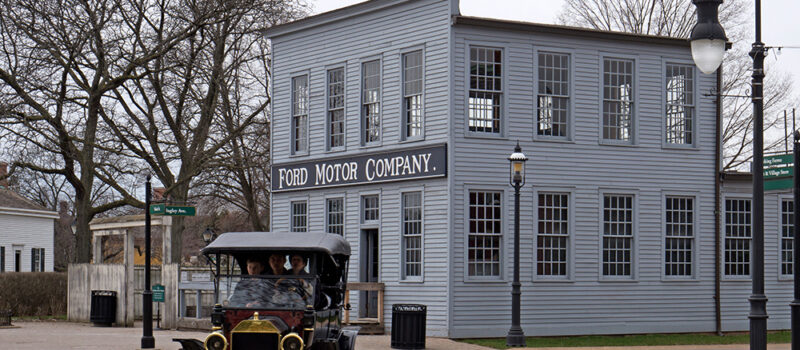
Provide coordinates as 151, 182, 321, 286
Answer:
74, 197, 93, 263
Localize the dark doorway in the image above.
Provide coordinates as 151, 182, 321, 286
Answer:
359, 229, 379, 318
14, 250, 21, 272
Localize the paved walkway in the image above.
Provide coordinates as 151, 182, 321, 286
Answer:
0, 321, 793, 350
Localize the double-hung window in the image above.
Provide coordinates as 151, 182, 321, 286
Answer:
536, 193, 569, 278
292, 75, 309, 154
291, 200, 308, 232
537, 52, 570, 139
327, 68, 345, 149
665, 196, 694, 277
602, 58, 634, 142
31, 248, 44, 272
602, 194, 634, 277
362, 60, 381, 144
665, 64, 695, 145
468, 190, 502, 278
724, 198, 751, 276
402, 192, 422, 279
403, 51, 423, 139
468, 47, 502, 134
782, 198, 794, 276
326, 198, 344, 235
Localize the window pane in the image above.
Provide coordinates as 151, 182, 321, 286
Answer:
603, 194, 633, 276
402, 192, 422, 278
603, 58, 634, 142
403, 51, 423, 139
724, 198, 751, 276
666, 64, 695, 144
665, 196, 694, 277
362, 60, 381, 143
291, 201, 308, 232
782, 199, 794, 275
468, 191, 502, 277
327, 68, 345, 148
326, 198, 344, 235
537, 193, 569, 277
292, 75, 309, 153
469, 47, 502, 134
537, 52, 569, 138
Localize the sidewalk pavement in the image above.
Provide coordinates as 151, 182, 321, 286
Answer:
0, 320, 793, 350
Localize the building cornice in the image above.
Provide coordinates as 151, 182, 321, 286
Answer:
0, 206, 59, 219
452, 16, 690, 47
264, 0, 413, 39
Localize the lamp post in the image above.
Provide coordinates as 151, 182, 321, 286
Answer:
690, 1, 767, 349
506, 141, 528, 347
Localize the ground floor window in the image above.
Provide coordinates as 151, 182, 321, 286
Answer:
724, 198, 751, 276
291, 200, 308, 232
468, 190, 502, 278
31, 248, 44, 272
782, 198, 794, 276
402, 191, 422, 279
602, 194, 634, 277
665, 196, 694, 277
536, 192, 569, 277
326, 198, 344, 235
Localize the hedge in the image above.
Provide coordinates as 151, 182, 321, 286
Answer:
0, 272, 67, 316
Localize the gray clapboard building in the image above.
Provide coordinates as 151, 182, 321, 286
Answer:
266, 0, 791, 338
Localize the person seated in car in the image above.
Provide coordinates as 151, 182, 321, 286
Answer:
268, 253, 290, 275
229, 257, 274, 307
290, 254, 308, 275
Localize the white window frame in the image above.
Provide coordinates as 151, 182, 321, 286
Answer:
598, 189, 638, 281
779, 194, 794, 280
290, 199, 309, 232
599, 55, 639, 146
360, 57, 383, 147
360, 192, 381, 227
401, 46, 425, 142
533, 48, 574, 142
465, 43, 506, 138
400, 188, 424, 282
662, 193, 698, 280
291, 74, 310, 155
533, 187, 574, 281
325, 195, 346, 235
722, 196, 752, 280
662, 60, 698, 148
326, 65, 347, 152
464, 186, 506, 281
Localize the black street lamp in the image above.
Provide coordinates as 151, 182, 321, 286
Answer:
690, 1, 767, 349
506, 141, 528, 347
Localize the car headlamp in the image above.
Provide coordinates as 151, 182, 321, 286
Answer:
204, 332, 227, 350
280, 332, 304, 350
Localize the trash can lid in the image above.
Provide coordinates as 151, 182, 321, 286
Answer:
392, 304, 426, 312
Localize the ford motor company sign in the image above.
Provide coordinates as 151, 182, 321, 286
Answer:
272, 144, 447, 192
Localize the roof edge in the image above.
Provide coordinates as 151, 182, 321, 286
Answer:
264, 0, 413, 39
453, 16, 690, 47
0, 206, 59, 219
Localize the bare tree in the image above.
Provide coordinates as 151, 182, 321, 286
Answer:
0, 0, 231, 262
104, 0, 306, 260
558, 0, 797, 170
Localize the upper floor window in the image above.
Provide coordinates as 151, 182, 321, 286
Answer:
291, 200, 308, 232
665, 196, 694, 277
292, 75, 309, 154
602, 58, 634, 142
469, 47, 502, 134
327, 68, 345, 150
536, 193, 569, 278
782, 198, 794, 276
362, 195, 379, 223
602, 194, 634, 277
402, 191, 423, 279
665, 64, 695, 145
326, 197, 344, 235
468, 190, 502, 278
724, 198, 751, 276
537, 52, 570, 139
362, 60, 381, 144
403, 51, 423, 139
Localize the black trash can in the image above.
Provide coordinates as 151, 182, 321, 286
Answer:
391, 304, 426, 349
90, 290, 117, 327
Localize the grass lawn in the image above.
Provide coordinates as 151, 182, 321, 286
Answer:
459, 331, 791, 348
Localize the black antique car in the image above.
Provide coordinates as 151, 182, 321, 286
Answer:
175, 231, 358, 350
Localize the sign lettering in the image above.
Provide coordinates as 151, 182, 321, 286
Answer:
272, 144, 447, 192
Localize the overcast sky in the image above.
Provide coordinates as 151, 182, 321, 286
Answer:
310, 0, 800, 105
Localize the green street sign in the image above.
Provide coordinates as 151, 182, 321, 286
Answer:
764, 154, 793, 167
149, 204, 195, 216
164, 205, 196, 216
149, 204, 165, 215
152, 284, 165, 302
765, 177, 794, 191
764, 166, 793, 179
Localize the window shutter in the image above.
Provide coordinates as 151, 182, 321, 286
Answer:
0, 247, 4, 272
40, 249, 45, 272
31, 248, 35, 271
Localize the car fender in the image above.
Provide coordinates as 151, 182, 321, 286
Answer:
336, 326, 360, 350
172, 338, 204, 350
